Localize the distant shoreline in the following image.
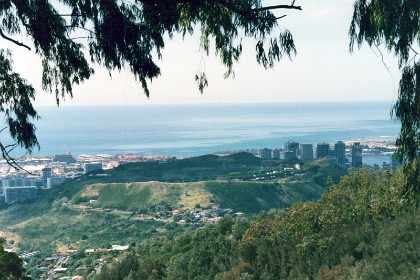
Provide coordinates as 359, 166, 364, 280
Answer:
34, 100, 397, 108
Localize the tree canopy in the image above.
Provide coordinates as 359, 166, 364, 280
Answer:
0, 0, 299, 164
349, 0, 419, 198
0, 238, 30, 280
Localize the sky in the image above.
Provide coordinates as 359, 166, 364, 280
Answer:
8, 0, 401, 107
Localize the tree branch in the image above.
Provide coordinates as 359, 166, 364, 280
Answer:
70, 36, 92, 40
66, 26, 95, 35
0, 29, 31, 51
217, 0, 298, 22
251, 4, 302, 13
409, 45, 418, 55
0, 142, 30, 174
59, 14, 83, 17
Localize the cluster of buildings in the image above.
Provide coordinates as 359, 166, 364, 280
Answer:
151, 203, 242, 224
0, 167, 65, 204
0, 142, 399, 205
259, 140, 400, 170
0, 153, 172, 205
30, 245, 130, 280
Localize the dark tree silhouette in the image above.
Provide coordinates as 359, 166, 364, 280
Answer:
350, 0, 419, 199
0, 239, 30, 280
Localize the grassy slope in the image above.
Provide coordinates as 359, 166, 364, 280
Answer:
0, 153, 345, 255
92, 169, 420, 280
73, 181, 290, 213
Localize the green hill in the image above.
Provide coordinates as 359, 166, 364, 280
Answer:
93, 168, 419, 280
71, 180, 314, 214
0, 153, 346, 267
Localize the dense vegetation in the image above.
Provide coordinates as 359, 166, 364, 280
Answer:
92, 168, 419, 280
0, 239, 29, 280
0, 153, 345, 278
1, 155, 418, 279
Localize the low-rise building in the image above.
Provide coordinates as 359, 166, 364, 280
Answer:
47, 177, 65, 189
84, 163, 103, 173
53, 153, 77, 164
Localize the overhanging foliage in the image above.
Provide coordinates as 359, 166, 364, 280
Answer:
0, 0, 299, 161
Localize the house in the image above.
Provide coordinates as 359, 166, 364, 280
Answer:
44, 256, 61, 265
207, 217, 222, 223
52, 267, 67, 273
111, 245, 130, 251
76, 267, 88, 272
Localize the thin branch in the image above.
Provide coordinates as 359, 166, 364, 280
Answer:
409, 45, 418, 55
0, 128, 33, 174
218, 0, 297, 22
251, 4, 302, 13
59, 14, 83, 17
373, 43, 397, 101
0, 142, 31, 174
252, 15, 287, 22
66, 25, 95, 35
0, 29, 31, 50
70, 36, 92, 40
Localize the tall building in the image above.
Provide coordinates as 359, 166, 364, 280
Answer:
284, 151, 296, 160
272, 149, 281, 160
42, 167, 52, 181
284, 140, 299, 159
299, 144, 313, 160
316, 143, 330, 159
259, 148, 272, 160
0, 180, 3, 197
334, 141, 346, 168
352, 142, 363, 168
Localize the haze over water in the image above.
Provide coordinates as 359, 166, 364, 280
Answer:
13, 101, 399, 158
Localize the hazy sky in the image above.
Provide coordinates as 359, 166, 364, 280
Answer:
9, 0, 401, 107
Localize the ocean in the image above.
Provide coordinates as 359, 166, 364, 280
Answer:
7, 101, 400, 163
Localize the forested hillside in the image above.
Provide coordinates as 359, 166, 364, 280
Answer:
0, 153, 347, 278
93, 168, 419, 280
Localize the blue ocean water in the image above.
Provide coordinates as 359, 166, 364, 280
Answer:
8, 101, 400, 158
